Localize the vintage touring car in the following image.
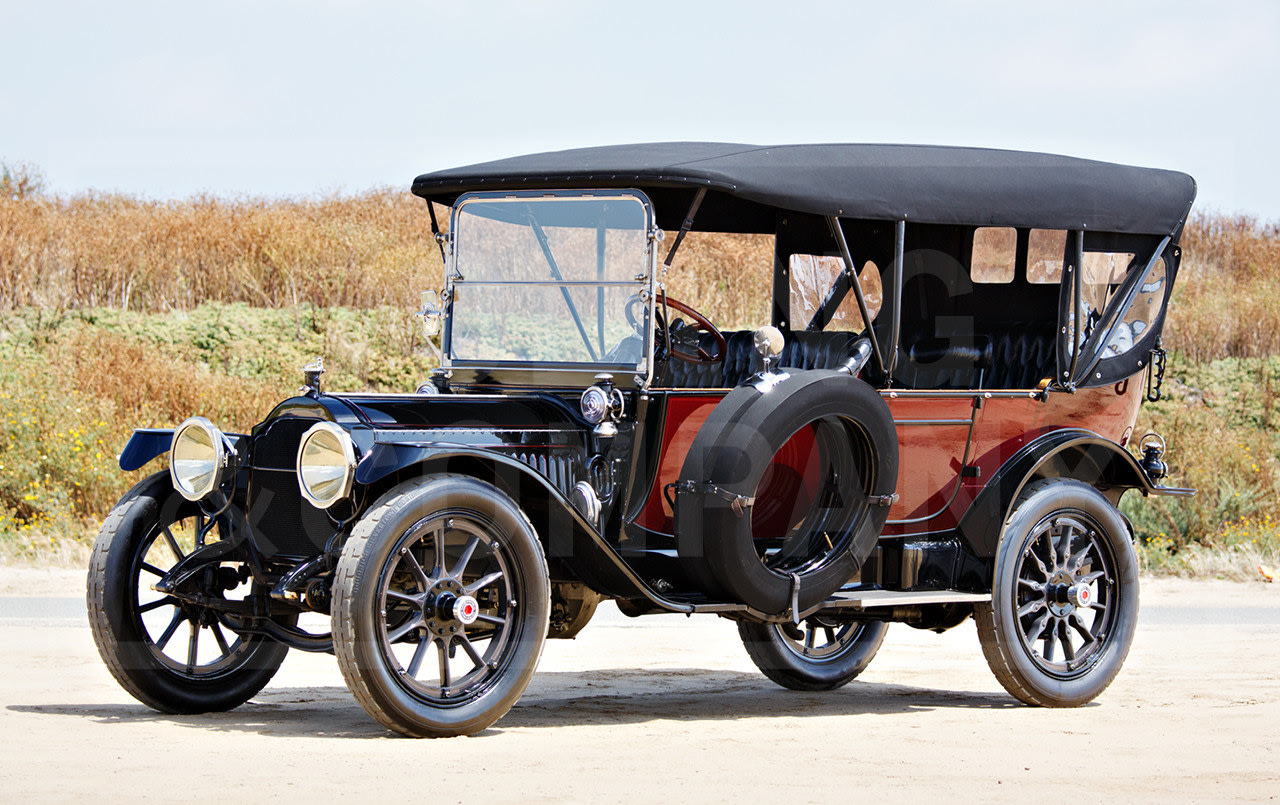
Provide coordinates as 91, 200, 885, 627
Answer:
88, 143, 1197, 737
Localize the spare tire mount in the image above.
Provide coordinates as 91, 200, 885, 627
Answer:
674, 370, 898, 616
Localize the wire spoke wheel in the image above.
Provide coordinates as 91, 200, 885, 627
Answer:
739, 615, 887, 691
131, 513, 258, 676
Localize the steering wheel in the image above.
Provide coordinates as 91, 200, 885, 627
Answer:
624, 293, 645, 331
660, 295, 728, 364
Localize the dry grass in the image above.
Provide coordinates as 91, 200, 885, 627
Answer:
2, 180, 1280, 571
7, 185, 1276, 353
1165, 212, 1280, 360
0, 191, 446, 312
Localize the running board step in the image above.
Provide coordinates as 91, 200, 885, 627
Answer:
824, 590, 991, 609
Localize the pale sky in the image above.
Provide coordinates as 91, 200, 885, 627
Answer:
2, 0, 1277, 220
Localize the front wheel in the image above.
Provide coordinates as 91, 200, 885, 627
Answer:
332, 474, 550, 737
86, 473, 289, 713
738, 616, 887, 691
974, 479, 1139, 707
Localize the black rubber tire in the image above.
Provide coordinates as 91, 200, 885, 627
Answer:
332, 474, 550, 738
739, 617, 888, 691
86, 472, 289, 714
974, 479, 1139, 707
676, 370, 897, 614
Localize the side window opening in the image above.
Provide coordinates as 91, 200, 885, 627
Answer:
1027, 229, 1068, 283
1080, 250, 1137, 345
661, 231, 774, 330
971, 227, 1016, 283
788, 254, 882, 331
894, 227, 1061, 391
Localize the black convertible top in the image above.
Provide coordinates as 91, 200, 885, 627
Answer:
412, 142, 1196, 235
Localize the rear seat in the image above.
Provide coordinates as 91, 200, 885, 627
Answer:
897, 322, 1056, 390
659, 330, 869, 388
658, 323, 1056, 390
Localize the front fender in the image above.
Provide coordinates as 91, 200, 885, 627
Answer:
957, 428, 1193, 557
355, 442, 681, 604
118, 427, 250, 472
118, 429, 174, 471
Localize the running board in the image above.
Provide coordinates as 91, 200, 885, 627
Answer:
824, 590, 991, 609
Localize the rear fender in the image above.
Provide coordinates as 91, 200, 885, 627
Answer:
958, 428, 1185, 557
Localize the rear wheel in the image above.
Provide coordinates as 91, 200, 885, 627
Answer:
333, 474, 550, 737
86, 473, 289, 713
975, 479, 1139, 707
739, 616, 887, 691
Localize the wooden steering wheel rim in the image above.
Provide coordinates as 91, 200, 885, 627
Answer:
662, 295, 728, 364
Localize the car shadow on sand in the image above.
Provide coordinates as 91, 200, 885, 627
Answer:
8, 667, 1018, 739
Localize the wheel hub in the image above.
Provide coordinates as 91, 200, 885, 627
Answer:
1047, 571, 1078, 617
422, 578, 475, 638
1066, 582, 1093, 609
452, 595, 480, 625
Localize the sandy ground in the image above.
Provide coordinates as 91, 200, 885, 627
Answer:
1, 568, 1277, 803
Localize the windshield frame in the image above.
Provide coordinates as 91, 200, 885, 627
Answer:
440, 189, 658, 388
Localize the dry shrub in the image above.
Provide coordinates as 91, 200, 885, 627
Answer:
0, 191, 446, 313
1165, 212, 1280, 360
55, 328, 278, 433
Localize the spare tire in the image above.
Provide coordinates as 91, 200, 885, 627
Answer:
675, 370, 897, 615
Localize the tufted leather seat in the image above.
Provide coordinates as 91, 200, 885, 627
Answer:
897, 322, 1056, 390
657, 323, 1056, 390
657, 329, 871, 388
985, 322, 1057, 389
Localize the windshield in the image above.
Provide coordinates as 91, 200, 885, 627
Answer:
447, 193, 652, 367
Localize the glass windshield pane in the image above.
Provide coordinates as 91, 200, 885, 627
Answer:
455, 196, 648, 283
450, 284, 645, 364
448, 194, 650, 366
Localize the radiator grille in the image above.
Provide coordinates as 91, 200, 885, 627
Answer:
251, 418, 314, 469
246, 418, 334, 559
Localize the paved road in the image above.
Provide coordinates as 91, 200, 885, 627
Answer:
2, 575, 1277, 803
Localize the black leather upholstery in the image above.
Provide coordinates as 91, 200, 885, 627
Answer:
657, 324, 1055, 390
896, 322, 1055, 390
986, 323, 1057, 389
657, 330, 871, 388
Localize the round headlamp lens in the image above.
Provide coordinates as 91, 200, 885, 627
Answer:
170, 417, 226, 501
297, 422, 356, 508
580, 386, 609, 424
